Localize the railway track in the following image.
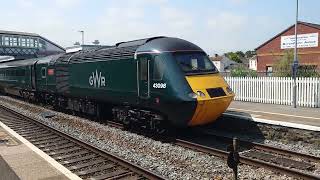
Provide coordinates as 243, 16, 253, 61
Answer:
106, 120, 320, 179
0, 105, 164, 180
176, 132, 320, 180
1, 99, 319, 179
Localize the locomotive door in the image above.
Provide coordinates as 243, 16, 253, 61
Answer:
138, 55, 150, 99
31, 63, 36, 90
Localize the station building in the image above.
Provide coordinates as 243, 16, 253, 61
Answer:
0, 30, 65, 60
255, 21, 320, 74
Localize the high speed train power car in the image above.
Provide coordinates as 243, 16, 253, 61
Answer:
0, 37, 234, 133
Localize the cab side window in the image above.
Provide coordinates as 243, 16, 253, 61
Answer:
140, 58, 148, 81
153, 56, 164, 81
41, 67, 46, 78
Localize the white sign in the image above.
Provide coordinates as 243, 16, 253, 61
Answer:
281, 33, 318, 49
89, 70, 106, 88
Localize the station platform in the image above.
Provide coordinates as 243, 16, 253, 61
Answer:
0, 123, 79, 180
225, 101, 320, 131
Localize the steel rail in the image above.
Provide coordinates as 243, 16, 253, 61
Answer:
203, 131, 320, 163
175, 139, 320, 180
0, 104, 164, 180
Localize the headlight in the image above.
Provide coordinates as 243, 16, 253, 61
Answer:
226, 86, 233, 94
188, 92, 198, 99
196, 91, 206, 97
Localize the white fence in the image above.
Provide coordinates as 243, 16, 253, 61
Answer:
224, 77, 320, 108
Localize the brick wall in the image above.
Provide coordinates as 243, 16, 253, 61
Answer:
256, 23, 320, 72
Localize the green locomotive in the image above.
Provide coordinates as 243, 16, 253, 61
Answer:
0, 37, 234, 132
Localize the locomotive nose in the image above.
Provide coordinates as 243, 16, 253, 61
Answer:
185, 74, 234, 126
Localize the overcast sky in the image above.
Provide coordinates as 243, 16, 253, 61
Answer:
2, 0, 320, 55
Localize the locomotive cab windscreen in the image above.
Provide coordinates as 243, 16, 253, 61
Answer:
173, 52, 219, 75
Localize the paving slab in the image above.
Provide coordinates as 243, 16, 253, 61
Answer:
0, 125, 71, 180
226, 101, 320, 131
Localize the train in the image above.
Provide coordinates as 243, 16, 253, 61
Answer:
0, 36, 234, 133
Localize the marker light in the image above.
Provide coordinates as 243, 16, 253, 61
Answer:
226, 86, 233, 94
188, 92, 198, 99
196, 91, 206, 97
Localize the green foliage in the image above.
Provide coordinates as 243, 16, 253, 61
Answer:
273, 50, 320, 77
230, 65, 257, 77
273, 49, 294, 77
235, 51, 245, 58
297, 65, 320, 77
247, 69, 258, 77
225, 52, 242, 63
245, 50, 256, 58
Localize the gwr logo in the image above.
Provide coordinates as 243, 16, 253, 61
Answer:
89, 70, 106, 88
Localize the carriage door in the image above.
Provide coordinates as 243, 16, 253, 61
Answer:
31, 63, 36, 90
41, 66, 47, 90
138, 55, 151, 99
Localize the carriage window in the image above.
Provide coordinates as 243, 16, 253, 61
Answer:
153, 56, 164, 81
41, 67, 46, 78
140, 58, 148, 81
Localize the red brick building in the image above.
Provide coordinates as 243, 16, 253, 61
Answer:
255, 21, 320, 73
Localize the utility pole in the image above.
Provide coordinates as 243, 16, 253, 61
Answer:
292, 0, 299, 108
78, 30, 84, 45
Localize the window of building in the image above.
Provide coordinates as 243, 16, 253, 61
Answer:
4, 36, 9, 46
34, 39, 39, 48
26, 38, 30, 47
12, 37, 18, 46
266, 66, 273, 77
29, 38, 34, 47
20, 38, 26, 47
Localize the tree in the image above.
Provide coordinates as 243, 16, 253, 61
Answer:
74, 42, 80, 46
235, 51, 245, 58
273, 49, 294, 77
226, 52, 242, 63
245, 50, 256, 58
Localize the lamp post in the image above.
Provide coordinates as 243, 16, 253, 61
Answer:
78, 30, 84, 45
292, 0, 299, 108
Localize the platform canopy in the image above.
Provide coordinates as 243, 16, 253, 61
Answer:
0, 30, 65, 60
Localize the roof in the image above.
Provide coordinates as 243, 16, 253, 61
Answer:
210, 56, 223, 61
255, 21, 320, 50
210, 55, 237, 65
0, 56, 38, 67
136, 37, 203, 53
55, 37, 205, 64
0, 30, 65, 51
0, 30, 39, 37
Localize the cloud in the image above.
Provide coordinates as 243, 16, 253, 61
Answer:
207, 12, 248, 31
159, 7, 194, 29
1, 0, 266, 54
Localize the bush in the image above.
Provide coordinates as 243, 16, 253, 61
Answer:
230, 66, 257, 77
273, 49, 320, 77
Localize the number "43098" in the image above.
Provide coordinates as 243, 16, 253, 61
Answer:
153, 83, 166, 89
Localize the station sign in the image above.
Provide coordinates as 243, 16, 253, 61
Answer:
281, 33, 318, 49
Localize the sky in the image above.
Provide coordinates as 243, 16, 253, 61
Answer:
2, 0, 320, 55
